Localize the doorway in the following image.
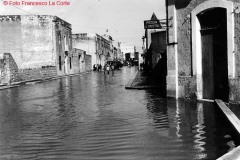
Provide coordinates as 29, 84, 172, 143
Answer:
198, 8, 228, 101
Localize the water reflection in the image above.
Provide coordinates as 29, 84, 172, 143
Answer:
175, 101, 182, 138
194, 104, 206, 151
145, 95, 237, 160
0, 67, 237, 160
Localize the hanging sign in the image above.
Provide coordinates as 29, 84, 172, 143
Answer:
144, 20, 162, 29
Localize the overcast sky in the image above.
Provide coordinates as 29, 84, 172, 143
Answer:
0, 0, 166, 52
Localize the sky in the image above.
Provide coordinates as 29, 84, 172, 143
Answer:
0, 0, 166, 52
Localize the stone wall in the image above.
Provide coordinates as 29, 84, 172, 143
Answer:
0, 53, 58, 84
234, 4, 240, 76
0, 15, 55, 69
229, 78, 240, 103
0, 53, 57, 83
0, 53, 19, 84
0, 15, 73, 77
178, 76, 197, 99
17, 66, 57, 82
0, 15, 93, 83
6, 53, 19, 83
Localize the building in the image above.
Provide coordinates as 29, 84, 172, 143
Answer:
149, 31, 167, 73
0, 15, 75, 83
113, 47, 117, 60
148, 31, 167, 87
121, 45, 136, 61
71, 48, 91, 73
134, 52, 139, 66
101, 36, 111, 63
113, 41, 123, 61
72, 33, 110, 68
166, 0, 240, 103
0, 53, 19, 84
85, 54, 92, 72
143, 12, 166, 73
103, 34, 114, 61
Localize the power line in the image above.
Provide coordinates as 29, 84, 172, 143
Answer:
71, 24, 144, 32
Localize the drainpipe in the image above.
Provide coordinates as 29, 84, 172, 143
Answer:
145, 29, 149, 72
165, 0, 169, 44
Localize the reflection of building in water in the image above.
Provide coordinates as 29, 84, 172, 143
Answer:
166, 100, 208, 159
191, 103, 211, 159
167, 100, 182, 138
194, 103, 206, 153
175, 101, 181, 138
145, 97, 169, 137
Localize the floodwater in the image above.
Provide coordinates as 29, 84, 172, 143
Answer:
0, 67, 237, 160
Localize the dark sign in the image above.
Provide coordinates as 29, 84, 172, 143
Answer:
144, 20, 162, 29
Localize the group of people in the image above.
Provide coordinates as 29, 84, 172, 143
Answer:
93, 64, 102, 71
93, 63, 114, 75
104, 64, 114, 75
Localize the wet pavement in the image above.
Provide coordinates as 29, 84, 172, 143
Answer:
0, 66, 238, 160
125, 70, 163, 90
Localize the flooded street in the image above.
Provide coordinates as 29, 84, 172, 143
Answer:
0, 67, 237, 160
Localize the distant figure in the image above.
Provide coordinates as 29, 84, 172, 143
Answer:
111, 65, 114, 75
93, 64, 97, 71
140, 63, 144, 71
98, 64, 102, 71
106, 64, 110, 74
96, 64, 99, 71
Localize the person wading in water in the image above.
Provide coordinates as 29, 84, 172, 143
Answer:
104, 64, 110, 75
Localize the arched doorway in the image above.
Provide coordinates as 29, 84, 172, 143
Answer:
197, 8, 228, 101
